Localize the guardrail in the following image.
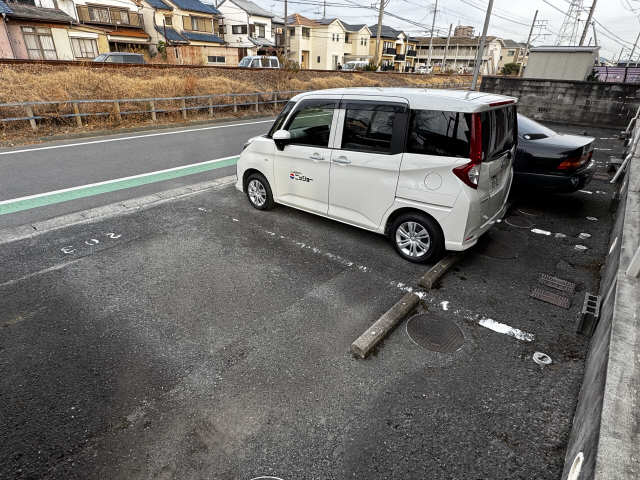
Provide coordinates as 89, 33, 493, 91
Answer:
0, 82, 471, 132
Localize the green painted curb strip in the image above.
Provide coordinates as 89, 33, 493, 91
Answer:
0, 157, 238, 216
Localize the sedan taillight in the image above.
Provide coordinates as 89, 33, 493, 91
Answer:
557, 149, 592, 170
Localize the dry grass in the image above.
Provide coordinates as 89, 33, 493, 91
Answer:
0, 63, 471, 144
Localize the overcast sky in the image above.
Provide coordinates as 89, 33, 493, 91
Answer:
252, 0, 640, 60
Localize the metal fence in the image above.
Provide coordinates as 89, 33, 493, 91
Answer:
593, 66, 640, 83
0, 82, 471, 132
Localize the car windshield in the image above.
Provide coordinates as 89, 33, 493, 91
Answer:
518, 114, 556, 139
238, 57, 252, 67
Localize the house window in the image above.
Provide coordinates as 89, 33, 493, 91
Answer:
88, 6, 110, 23
507, 49, 515, 55
301, 27, 310, 38
288, 27, 295, 37
208, 55, 225, 63
254, 23, 265, 38
317, 55, 320, 63
22, 27, 57, 60
191, 16, 210, 32
71, 37, 98, 59
232, 24, 248, 34
164, 15, 172, 26
116, 9, 129, 24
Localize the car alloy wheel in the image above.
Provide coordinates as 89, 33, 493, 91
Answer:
395, 221, 431, 258
247, 179, 267, 207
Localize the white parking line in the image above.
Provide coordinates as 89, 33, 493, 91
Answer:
0, 119, 274, 156
479, 318, 534, 342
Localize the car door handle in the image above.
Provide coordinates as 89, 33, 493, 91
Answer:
309, 153, 323, 161
333, 155, 351, 165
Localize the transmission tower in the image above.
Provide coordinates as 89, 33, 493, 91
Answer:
556, 0, 585, 45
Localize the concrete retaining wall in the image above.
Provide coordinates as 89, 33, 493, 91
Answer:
561, 138, 640, 479
480, 76, 640, 128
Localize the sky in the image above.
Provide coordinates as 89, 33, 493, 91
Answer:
250, 0, 640, 61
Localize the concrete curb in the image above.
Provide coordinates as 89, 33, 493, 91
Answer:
0, 175, 237, 245
418, 254, 464, 289
350, 292, 420, 359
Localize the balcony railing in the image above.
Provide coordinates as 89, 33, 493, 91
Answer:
395, 53, 405, 61
383, 47, 396, 55
406, 49, 416, 57
77, 5, 144, 28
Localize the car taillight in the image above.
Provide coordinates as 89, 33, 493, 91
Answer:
453, 112, 482, 189
557, 150, 592, 170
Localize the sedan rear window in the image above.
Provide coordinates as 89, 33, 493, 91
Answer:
517, 114, 556, 139
407, 110, 471, 158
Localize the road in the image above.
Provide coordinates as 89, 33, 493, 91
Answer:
0, 117, 274, 228
0, 121, 625, 479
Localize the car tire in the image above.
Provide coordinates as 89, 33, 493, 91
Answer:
390, 213, 444, 263
246, 173, 275, 210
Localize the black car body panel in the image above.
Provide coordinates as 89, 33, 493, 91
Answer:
514, 114, 595, 192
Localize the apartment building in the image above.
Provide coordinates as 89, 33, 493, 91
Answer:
368, 24, 417, 71
216, 0, 276, 58
142, 0, 238, 65
415, 35, 502, 74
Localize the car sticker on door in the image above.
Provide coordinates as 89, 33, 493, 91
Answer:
290, 171, 313, 182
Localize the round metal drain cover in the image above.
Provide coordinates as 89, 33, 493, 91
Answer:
505, 215, 534, 229
406, 314, 464, 353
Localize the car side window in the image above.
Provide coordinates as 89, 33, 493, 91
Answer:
407, 110, 471, 158
341, 103, 401, 154
251, 58, 260, 68
284, 100, 336, 148
269, 58, 278, 67
268, 101, 295, 138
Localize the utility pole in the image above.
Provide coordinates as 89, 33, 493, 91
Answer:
591, 22, 598, 46
579, 0, 597, 46
441, 23, 452, 72
323, 0, 326, 18
470, 0, 493, 90
284, 0, 288, 62
617, 47, 625, 65
373, 0, 385, 67
519, 9, 538, 77
629, 31, 640, 64
426, 0, 438, 68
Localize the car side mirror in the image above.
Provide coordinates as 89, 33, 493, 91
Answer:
272, 129, 291, 151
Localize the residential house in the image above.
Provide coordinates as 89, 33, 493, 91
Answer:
312, 17, 346, 69
72, 0, 151, 52
1, 1, 77, 60
368, 24, 416, 71
342, 22, 371, 64
498, 39, 527, 71
272, 14, 283, 51
285, 13, 315, 69
141, 0, 238, 65
415, 35, 502, 74
216, 0, 275, 58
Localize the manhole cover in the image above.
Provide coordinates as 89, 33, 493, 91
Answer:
505, 215, 534, 229
406, 314, 464, 353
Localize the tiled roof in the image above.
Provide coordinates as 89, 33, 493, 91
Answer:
314, 17, 336, 25
272, 15, 284, 24
146, 0, 173, 10
169, 0, 220, 15
368, 24, 403, 39
286, 13, 317, 26
342, 22, 366, 32
502, 39, 526, 48
220, 0, 273, 17
6, 3, 75, 23
181, 30, 224, 43
154, 25, 189, 43
249, 36, 275, 47
0, 0, 12, 15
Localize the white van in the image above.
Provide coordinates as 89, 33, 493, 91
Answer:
238, 55, 280, 68
236, 88, 517, 263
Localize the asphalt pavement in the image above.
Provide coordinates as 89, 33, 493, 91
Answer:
0, 117, 274, 229
0, 123, 624, 480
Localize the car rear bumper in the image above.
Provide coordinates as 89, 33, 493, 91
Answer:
514, 160, 595, 193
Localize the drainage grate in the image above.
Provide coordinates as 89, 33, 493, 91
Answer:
577, 292, 602, 335
530, 287, 571, 309
538, 273, 576, 294
406, 313, 464, 353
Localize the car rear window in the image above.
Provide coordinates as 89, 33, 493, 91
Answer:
517, 114, 556, 139
481, 105, 517, 162
407, 110, 471, 158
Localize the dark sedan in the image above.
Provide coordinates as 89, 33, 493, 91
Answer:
514, 114, 595, 193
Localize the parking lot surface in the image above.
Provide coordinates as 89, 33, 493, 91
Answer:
0, 124, 622, 479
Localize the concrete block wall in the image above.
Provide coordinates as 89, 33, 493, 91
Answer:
480, 76, 640, 128
561, 145, 640, 479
